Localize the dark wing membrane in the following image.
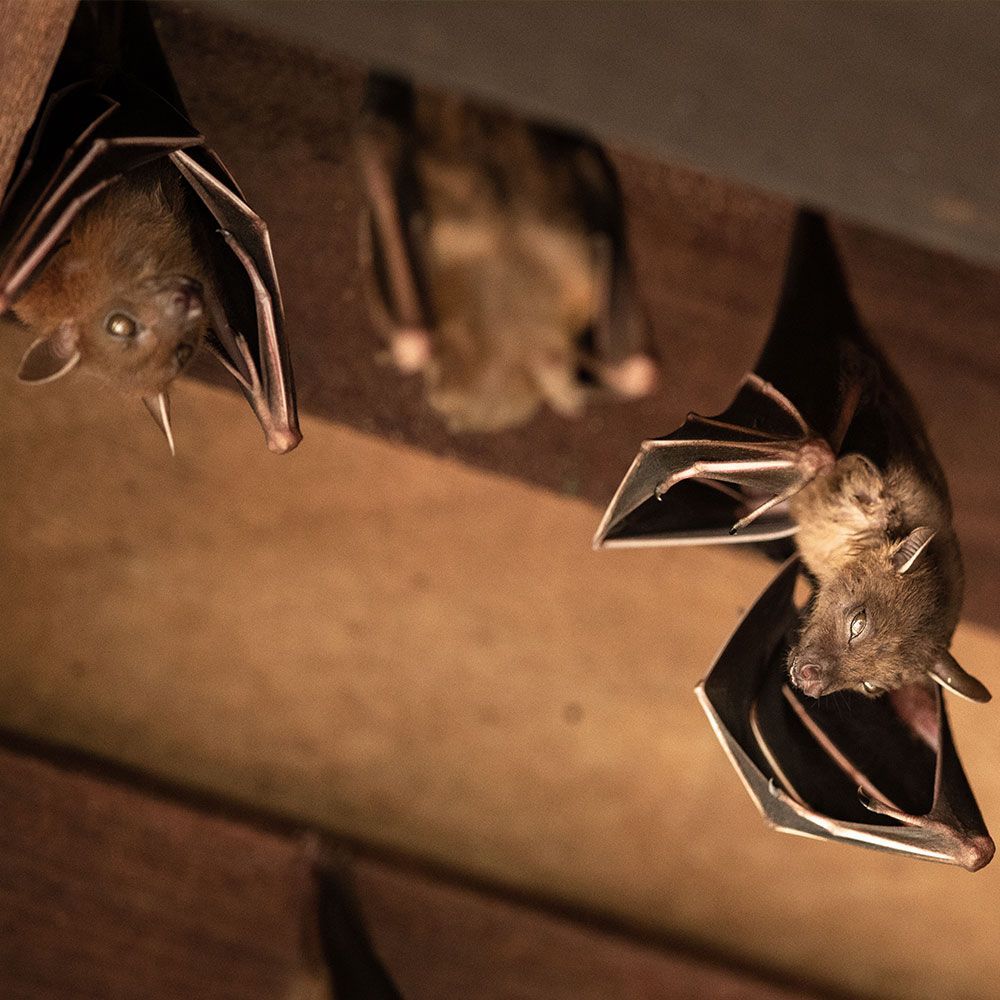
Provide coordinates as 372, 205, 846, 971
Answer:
0, 79, 201, 311
699, 558, 994, 870
171, 149, 300, 453
594, 375, 816, 547
787, 684, 936, 817
313, 865, 405, 1000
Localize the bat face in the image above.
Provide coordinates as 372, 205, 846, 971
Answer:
14, 172, 210, 401
788, 547, 947, 698
73, 274, 206, 395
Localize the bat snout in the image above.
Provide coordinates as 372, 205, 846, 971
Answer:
789, 656, 834, 698
154, 276, 205, 325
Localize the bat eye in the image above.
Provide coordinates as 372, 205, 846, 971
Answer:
175, 343, 194, 368
849, 609, 867, 641
105, 312, 138, 339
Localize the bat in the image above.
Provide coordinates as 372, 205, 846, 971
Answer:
598, 209, 993, 865
595, 210, 989, 702
700, 556, 994, 871
356, 73, 658, 433
0, 0, 300, 455
288, 840, 404, 1000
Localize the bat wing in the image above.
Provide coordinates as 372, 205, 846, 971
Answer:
312, 864, 404, 1000
0, 81, 201, 311
0, 1, 300, 454
698, 558, 994, 870
594, 373, 832, 547
294, 840, 404, 1000
170, 148, 300, 453
595, 209, 868, 549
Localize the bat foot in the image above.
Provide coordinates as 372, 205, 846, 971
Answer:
391, 328, 432, 373
857, 787, 918, 825
600, 353, 658, 398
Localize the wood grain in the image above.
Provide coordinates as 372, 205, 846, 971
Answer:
0, 746, 304, 1000
0, 0, 75, 197
0, 740, 830, 1000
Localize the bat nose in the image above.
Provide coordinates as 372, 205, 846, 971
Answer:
174, 292, 202, 321
163, 278, 204, 322
790, 658, 831, 698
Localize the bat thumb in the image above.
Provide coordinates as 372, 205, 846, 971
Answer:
143, 392, 176, 457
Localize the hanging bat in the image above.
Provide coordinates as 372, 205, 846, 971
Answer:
356, 73, 658, 433
287, 840, 403, 1000
595, 210, 990, 702
596, 209, 993, 864
0, 0, 300, 455
699, 556, 994, 871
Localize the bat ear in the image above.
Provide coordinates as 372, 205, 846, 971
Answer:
143, 392, 176, 456
892, 525, 936, 574
17, 323, 81, 384
928, 650, 992, 703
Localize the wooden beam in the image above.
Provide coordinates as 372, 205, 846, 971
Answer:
0, 0, 75, 197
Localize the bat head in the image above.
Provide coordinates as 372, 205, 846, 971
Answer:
788, 526, 990, 702
18, 274, 207, 397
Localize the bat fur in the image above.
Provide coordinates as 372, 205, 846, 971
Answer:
788, 452, 990, 702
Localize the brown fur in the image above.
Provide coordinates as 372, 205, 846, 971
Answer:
14, 166, 208, 396
788, 452, 963, 696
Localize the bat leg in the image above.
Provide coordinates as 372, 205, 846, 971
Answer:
355, 129, 429, 342
587, 231, 658, 398
358, 210, 432, 374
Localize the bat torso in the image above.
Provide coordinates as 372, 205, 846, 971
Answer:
407, 96, 602, 431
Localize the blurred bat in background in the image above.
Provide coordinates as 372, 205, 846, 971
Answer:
356, 74, 658, 433
288, 842, 403, 1000
0, 0, 300, 455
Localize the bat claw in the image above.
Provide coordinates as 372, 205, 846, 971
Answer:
857, 787, 876, 812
